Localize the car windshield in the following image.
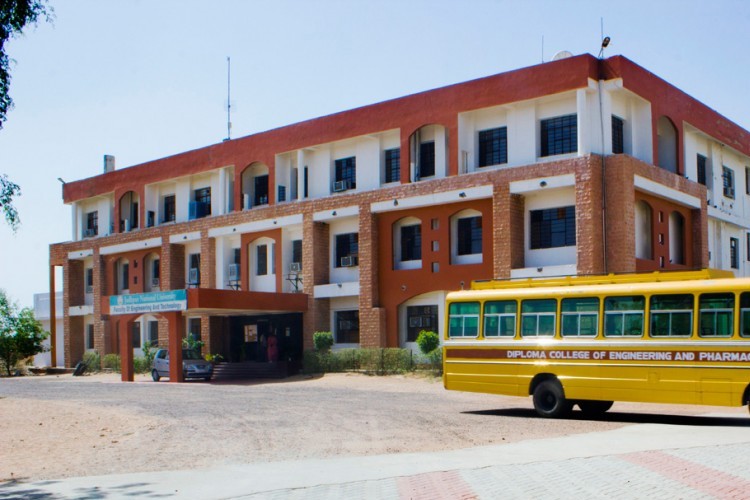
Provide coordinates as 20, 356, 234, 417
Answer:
182, 349, 204, 360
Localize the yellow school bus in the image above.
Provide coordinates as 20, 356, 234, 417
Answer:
443, 269, 750, 417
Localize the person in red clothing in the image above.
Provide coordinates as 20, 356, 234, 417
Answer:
267, 334, 278, 363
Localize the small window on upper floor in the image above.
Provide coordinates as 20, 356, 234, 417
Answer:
451, 211, 482, 265
334, 157, 356, 192
190, 188, 211, 220
292, 240, 303, 269
163, 194, 176, 223
400, 224, 421, 262
697, 154, 707, 186
478, 127, 507, 167
254, 175, 269, 206
85, 211, 98, 238
335, 233, 358, 268
541, 114, 577, 157
417, 141, 435, 179
384, 148, 400, 183
723, 166, 735, 199
745, 167, 750, 195
530, 206, 576, 249
257, 245, 268, 276
85, 268, 94, 294
611, 116, 624, 154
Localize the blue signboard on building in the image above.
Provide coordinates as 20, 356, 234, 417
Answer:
109, 290, 187, 315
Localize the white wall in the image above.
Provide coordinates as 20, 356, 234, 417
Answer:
248, 236, 276, 292
329, 217, 360, 284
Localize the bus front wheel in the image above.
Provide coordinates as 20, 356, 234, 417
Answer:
577, 400, 614, 415
532, 380, 572, 418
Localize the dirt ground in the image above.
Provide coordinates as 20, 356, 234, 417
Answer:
1, 371, 745, 483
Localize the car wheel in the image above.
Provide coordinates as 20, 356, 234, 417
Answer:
532, 379, 572, 418
578, 400, 614, 415
151, 369, 160, 382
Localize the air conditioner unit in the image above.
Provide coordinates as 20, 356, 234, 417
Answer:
151, 278, 160, 287
85, 285, 94, 294
188, 268, 199, 285
340, 256, 357, 267
333, 180, 350, 192
228, 263, 240, 280
289, 262, 302, 273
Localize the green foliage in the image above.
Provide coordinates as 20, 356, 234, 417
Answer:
0, 175, 20, 232
133, 356, 150, 374
0, 289, 48, 376
204, 353, 223, 363
313, 331, 334, 352
1, 0, 53, 128
415, 330, 440, 355
141, 341, 157, 367
303, 348, 415, 375
182, 334, 204, 352
426, 348, 443, 376
82, 351, 101, 372
102, 353, 121, 372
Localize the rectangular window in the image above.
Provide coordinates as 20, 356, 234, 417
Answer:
385, 148, 400, 183
696, 154, 707, 186
86, 324, 95, 350
152, 259, 160, 281
132, 322, 141, 349
406, 305, 437, 342
188, 318, 201, 344
400, 224, 422, 261
448, 302, 480, 338
484, 301, 517, 337
530, 206, 576, 249
747, 233, 750, 262
257, 245, 268, 275
649, 294, 693, 337
336, 310, 359, 344
122, 263, 129, 291
457, 216, 482, 256
723, 166, 735, 199
741, 293, 750, 338
85, 268, 94, 292
335, 233, 359, 267
292, 240, 302, 266
148, 320, 159, 346
521, 299, 556, 337
478, 127, 508, 167
278, 185, 286, 203
418, 141, 435, 178
195, 187, 211, 209
334, 156, 356, 189
163, 194, 176, 222
85, 211, 98, 236
731, 237, 739, 269
561, 298, 599, 337
541, 114, 577, 157
746, 167, 750, 195
699, 293, 733, 338
254, 175, 269, 206
611, 116, 624, 154
604, 296, 644, 337
187, 254, 200, 286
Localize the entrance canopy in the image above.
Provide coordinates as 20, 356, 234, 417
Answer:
185, 289, 308, 316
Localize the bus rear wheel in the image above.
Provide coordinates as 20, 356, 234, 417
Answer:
532, 380, 572, 418
577, 400, 613, 415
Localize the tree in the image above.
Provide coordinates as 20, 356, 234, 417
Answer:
0, 289, 48, 376
1, 0, 52, 231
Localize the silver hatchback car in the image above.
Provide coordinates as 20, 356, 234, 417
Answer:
151, 348, 213, 381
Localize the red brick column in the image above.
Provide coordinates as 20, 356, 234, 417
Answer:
166, 312, 184, 383
200, 231, 215, 289
302, 214, 330, 350
604, 156, 636, 273
575, 156, 605, 275
358, 203, 385, 348
120, 318, 134, 382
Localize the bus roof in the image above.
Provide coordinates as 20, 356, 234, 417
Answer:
448, 270, 746, 302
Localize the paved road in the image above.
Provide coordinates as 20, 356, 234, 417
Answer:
2, 411, 749, 499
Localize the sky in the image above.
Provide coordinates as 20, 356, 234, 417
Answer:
1, 0, 749, 308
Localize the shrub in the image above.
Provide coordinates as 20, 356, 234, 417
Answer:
82, 351, 101, 372
133, 356, 151, 374
102, 353, 121, 372
303, 347, 414, 375
141, 341, 157, 367
313, 331, 334, 352
416, 330, 439, 355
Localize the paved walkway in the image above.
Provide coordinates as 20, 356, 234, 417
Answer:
2, 413, 750, 499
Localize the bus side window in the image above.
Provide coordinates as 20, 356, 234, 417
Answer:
604, 296, 644, 337
740, 293, 750, 338
649, 294, 693, 337
484, 301, 517, 338
521, 299, 556, 337
561, 297, 599, 337
698, 293, 733, 338
448, 302, 480, 338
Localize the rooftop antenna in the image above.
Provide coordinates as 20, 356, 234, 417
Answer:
225, 56, 232, 141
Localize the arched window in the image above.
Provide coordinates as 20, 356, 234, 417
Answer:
241, 162, 269, 209
248, 237, 276, 292
144, 253, 160, 292
393, 217, 422, 270
657, 116, 678, 174
409, 125, 447, 181
635, 201, 653, 260
450, 209, 483, 265
669, 211, 685, 265
118, 191, 139, 232
115, 258, 130, 294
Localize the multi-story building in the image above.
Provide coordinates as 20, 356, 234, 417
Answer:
49, 54, 750, 380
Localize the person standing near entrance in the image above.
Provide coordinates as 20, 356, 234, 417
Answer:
267, 334, 278, 363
